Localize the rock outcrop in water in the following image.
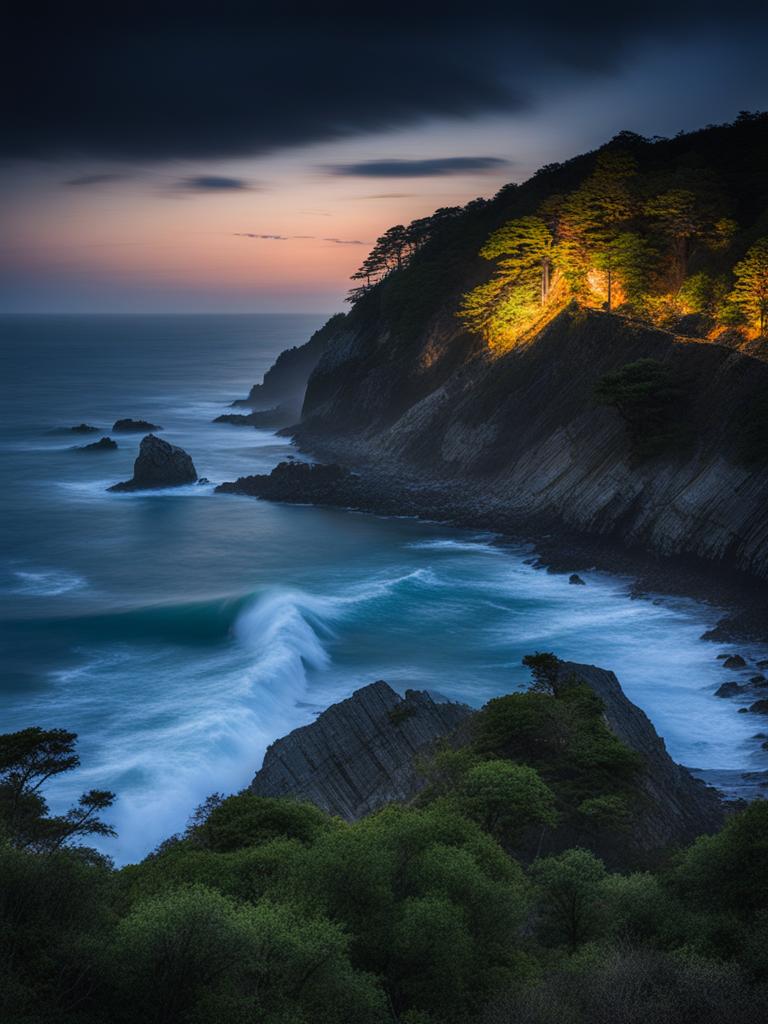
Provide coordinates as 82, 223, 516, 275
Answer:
250, 664, 723, 850
216, 460, 353, 503
112, 418, 163, 433
74, 436, 117, 452
251, 682, 473, 819
213, 407, 289, 428
108, 434, 196, 491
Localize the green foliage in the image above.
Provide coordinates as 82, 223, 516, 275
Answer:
531, 848, 608, 949
729, 237, 768, 334
594, 358, 690, 458
189, 791, 335, 852
461, 761, 557, 837
112, 885, 385, 1024
522, 651, 561, 695
0, 726, 115, 852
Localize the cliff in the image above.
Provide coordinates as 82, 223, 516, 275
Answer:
292, 307, 768, 584
251, 682, 473, 819
250, 666, 723, 852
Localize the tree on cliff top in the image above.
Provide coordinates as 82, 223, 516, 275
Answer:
729, 238, 768, 334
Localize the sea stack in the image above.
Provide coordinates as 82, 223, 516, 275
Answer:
108, 434, 197, 491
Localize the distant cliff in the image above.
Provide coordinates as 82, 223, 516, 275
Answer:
232, 313, 347, 413
250, 665, 723, 855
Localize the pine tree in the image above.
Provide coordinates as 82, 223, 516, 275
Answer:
729, 238, 768, 334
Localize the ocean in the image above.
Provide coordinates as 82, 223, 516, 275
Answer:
0, 313, 763, 863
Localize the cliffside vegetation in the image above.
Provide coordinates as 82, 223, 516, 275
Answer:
347, 112, 768, 351
3, 658, 768, 1024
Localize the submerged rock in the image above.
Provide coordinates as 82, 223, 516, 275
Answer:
69, 423, 100, 434
569, 573, 586, 585
715, 681, 743, 698
723, 655, 747, 669
108, 434, 196, 491
112, 418, 163, 433
74, 436, 117, 452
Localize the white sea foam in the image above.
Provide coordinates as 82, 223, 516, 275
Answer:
9, 568, 87, 596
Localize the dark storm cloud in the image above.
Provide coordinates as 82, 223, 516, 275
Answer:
63, 173, 129, 186
3, 6, 767, 162
174, 176, 255, 191
327, 157, 510, 178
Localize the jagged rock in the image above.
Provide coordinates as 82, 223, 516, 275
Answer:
197, 477, 210, 485
569, 574, 586, 585
112, 418, 163, 432
715, 682, 743, 697
750, 675, 767, 685
69, 423, 99, 434
74, 436, 117, 452
250, 662, 723, 850
723, 655, 747, 669
251, 682, 473, 820
108, 434, 196, 491
757, 660, 768, 670
217, 461, 352, 503
749, 699, 768, 714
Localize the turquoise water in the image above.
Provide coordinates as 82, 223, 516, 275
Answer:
0, 314, 763, 863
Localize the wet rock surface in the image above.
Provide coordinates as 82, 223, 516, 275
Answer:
108, 434, 196, 491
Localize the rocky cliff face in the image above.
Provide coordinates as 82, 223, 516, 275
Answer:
250, 682, 473, 819
295, 307, 768, 583
250, 667, 723, 850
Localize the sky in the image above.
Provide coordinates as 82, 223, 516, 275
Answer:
2, 5, 768, 313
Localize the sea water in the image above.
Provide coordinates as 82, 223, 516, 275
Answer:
1, 314, 764, 863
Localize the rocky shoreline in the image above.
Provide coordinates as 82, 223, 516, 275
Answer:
217, 457, 768, 646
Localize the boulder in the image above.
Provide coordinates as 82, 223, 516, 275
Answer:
112, 418, 163, 432
749, 700, 768, 715
751, 675, 768, 685
569, 574, 586, 585
723, 655, 747, 669
69, 423, 99, 434
757, 660, 768, 670
74, 436, 117, 452
715, 682, 743, 698
108, 434, 197, 491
